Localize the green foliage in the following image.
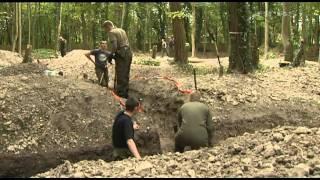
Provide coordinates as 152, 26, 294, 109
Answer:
168, 7, 189, 19
255, 63, 271, 73
134, 58, 160, 66
32, 49, 56, 59
177, 63, 219, 75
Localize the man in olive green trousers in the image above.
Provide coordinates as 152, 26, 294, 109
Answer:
174, 92, 214, 153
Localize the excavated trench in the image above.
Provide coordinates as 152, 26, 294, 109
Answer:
1, 83, 320, 177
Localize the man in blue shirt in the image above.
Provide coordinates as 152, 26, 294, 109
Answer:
85, 41, 112, 87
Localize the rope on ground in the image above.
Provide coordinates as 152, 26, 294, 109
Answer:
131, 75, 193, 95
108, 75, 193, 112
109, 89, 144, 112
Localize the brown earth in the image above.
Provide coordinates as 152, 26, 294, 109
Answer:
1, 50, 320, 177
35, 126, 320, 178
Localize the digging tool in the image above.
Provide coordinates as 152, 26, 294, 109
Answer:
113, 67, 117, 91
206, 23, 224, 77
193, 68, 197, 91
99, 71, 105, 85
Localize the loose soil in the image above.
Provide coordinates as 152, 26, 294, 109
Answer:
1, 50, 320, 177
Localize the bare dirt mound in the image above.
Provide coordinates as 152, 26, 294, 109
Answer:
45, 49, 94, 79
0, 50, 22, 68
2, 53, 320, 177
35, 126, 320, 178
0, 63, 163, 177
0, 63, 117, 155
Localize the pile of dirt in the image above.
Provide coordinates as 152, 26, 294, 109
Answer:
44, 49, 94, 79
0, 62, 177, 155
0, 50, 22, 68
34, 126, 320, 178
0, 63, 118, 155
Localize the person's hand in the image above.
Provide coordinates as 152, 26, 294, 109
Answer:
135, 155, 142, 160
133, 122, 140, 130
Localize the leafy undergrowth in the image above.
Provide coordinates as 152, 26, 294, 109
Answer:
134, 58, 161, 66
32, 49, 56, 59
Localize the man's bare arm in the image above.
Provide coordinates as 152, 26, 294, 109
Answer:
84, 52, 95, 64
127, 139, 141, 159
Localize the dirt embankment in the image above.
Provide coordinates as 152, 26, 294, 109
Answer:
1, 50, 320, 177
35, 126, 320, 178
0, 50, 23, 68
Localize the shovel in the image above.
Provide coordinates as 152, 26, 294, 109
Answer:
206, 23, 224, 77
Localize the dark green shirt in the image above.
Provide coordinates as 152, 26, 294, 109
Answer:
177, 102, 214, 143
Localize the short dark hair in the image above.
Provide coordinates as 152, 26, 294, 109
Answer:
189, 91, 201, 102
125, 97, 140, 112
103, 20, 114, 28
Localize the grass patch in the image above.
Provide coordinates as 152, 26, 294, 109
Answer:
177, 63, 219, 75
134, 58, 160, 66
32, 49, 56, 59
255, 64, 272, 73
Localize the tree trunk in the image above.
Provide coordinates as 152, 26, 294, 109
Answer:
12, 3, 18, 52
228, 2, 253, 73
37, 2, 41, 48
264, 2, 269, 60
195, 6, 203, 51
249, 2, 259, 68
136, 3, 146, 52
18, 3, 22, 54
307, 14, 313, 47
183, 3, 191, 47
122, 3, 130, 32
318, 45, 320, 69
282, 2, 293, 62
293, 41, 305, 67
55, 2, 62, 56
302, 4, 306, 42
158, 3, 166, 41
121, 3, 126, 29
152, 45, 157, 59
203, 9, 207, 57
191, 3, 196, 57
293, 3, 300, 43
170, 2, 188, 64
314, 15, 319, 58
22, 44, 33, 63
146, 6, 151, 52
28, 3, 31, 45
80, 5, 89, 49
219, 2, 229, 50
257, 2, 264, 46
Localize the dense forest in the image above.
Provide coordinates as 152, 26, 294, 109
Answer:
0, 2, 319, 71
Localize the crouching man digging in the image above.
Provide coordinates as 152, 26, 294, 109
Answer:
174, 91, 214, 153
112, 97, 141, 160
84, 41, 112, 87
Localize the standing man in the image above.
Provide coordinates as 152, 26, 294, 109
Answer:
161, 38, 168, 57
103, 20, 132, 100
169, 36, 175, 57
84, 41, 112, 87
174, 91, 214, 153
112, 97, 141, 160
59, 36, 67, 57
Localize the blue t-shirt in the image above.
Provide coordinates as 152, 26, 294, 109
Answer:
90, 49, 111, 68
